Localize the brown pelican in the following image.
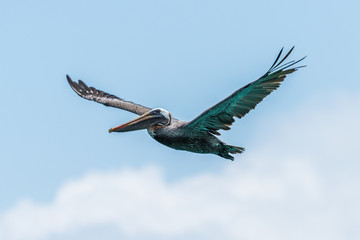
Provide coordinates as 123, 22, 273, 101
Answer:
67, 47, 305, 160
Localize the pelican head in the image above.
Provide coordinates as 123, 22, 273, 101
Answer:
109, 108, 171, 133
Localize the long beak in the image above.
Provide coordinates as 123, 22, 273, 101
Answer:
109, 111, 163, 133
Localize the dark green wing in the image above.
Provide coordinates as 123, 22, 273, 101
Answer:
185, 47, 305, 135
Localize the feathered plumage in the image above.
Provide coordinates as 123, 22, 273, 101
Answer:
67, 47, 305, 160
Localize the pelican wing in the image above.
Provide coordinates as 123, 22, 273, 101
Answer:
185, 47, 305, 135
67, 75, 152, 115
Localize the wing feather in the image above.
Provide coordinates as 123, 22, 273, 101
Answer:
185, 47, 305, 135
67, 75, 152, 115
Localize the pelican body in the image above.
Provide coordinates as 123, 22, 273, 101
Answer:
148, 118, 242, 159
67, 47, 305, 160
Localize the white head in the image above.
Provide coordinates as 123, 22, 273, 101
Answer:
151, 108, 171, 126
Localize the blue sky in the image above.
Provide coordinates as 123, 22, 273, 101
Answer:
1, 0, 359, 239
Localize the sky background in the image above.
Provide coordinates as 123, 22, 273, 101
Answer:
0, 0, 359, 239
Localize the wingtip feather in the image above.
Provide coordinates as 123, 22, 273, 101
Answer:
66, 74, 72, 84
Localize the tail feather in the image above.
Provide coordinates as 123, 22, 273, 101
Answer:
218, 144, 245, 160
227, 145, 245, 154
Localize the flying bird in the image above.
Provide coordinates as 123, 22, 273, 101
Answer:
67, 47, 305, 160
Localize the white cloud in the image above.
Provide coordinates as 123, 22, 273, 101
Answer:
1, 92, 359, 240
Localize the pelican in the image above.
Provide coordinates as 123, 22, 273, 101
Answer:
67, 47, 305, 160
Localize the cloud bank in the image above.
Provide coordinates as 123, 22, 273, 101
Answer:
1, 93, 359, 240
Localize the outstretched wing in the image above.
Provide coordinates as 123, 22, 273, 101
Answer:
185, 47, 305, 135
67, 75, 152, 115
